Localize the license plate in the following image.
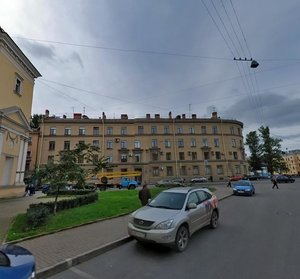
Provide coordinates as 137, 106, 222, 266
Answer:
131, 230, 146, 238
238, 190, 244, 193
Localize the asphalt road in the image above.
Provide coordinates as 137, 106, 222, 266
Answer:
49, 180, 300, 279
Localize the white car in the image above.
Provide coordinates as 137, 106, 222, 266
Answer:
190, 176, 207, 183
128, 187, 219, 252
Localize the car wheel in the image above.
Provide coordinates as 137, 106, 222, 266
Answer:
175, 225, 189, 252
210, 210, 218, 229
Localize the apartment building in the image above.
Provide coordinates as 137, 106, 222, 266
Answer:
32, 110, 248, 183
0, 27, 41, 198
283, 150, 300, 175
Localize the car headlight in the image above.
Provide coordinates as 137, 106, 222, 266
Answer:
155, 219, 174, 230
128, 212, 136, 224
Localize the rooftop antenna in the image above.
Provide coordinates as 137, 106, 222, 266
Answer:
189, 104, 191, 118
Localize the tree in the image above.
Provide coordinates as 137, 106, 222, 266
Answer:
245, 131, 262, 172
258, 126, 287, 174
34, 143, 108, 214
30, 114, 43, 129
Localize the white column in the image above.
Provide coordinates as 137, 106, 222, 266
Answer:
16, 137, 25, 184
20, 140, 28, 183
0, 128, 4, 154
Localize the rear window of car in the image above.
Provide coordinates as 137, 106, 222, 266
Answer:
149, 192, 187, 210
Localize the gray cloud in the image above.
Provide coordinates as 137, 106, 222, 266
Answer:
21, 40, 56, 60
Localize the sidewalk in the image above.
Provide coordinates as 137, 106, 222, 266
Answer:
10, 185, 233, 279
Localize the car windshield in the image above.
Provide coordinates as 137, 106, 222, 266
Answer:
234, 181, 251, 186
148, 192, 186, 210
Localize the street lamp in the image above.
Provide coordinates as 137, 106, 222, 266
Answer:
233, 57, 259, 68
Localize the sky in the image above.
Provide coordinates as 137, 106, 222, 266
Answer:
1, 0, 300, 151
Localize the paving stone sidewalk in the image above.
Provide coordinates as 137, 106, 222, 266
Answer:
3, 185, 232, 279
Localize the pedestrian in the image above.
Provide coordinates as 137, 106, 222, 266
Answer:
226, 177, 232, 188
138, 183, 151, 206
23, 184, 29, 197
272, 175, 279, 189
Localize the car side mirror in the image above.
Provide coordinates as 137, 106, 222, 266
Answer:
187, 203, 197, 210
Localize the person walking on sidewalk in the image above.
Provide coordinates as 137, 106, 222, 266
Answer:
138, 183, 151, 206
226, 177, 232, 188
272, 175, 279, 189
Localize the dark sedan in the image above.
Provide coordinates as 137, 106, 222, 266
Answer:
0, 244, 35, 279
276, 175, 295, 183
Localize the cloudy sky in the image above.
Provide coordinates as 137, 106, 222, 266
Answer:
1, 0, 300, 151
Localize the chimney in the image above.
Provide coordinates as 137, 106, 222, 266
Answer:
121, 114, 128, 120
182, 114, 186, 119
146, 113, 151, 119
192, 114, 197, 119
212, 111, 218, 119
155, 114, 160, 119
168, 111, 172, 119
45, 109, 49, 118
73, 113, 82, 119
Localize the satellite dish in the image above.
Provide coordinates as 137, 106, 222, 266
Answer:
250, 60, 259, 68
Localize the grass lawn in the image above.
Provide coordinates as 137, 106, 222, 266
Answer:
6, 187, 166, 242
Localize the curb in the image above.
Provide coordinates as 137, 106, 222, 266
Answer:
36, 236, 133, 279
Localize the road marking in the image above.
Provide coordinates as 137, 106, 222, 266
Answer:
70, 267, 98, 279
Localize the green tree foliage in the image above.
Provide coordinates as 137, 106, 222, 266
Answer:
245, 131, 262, 171
30, 114, 43, 129
246, 126, 287, 174
35, 143, 108, 214
258, 126, 288, 174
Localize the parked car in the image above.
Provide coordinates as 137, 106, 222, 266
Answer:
172, 177, 186, 183
156, 179, 183, 187
229, 175, 244, 181
232, 180, 255, 196
275, 175, 295, 183
128, 187, 219, 252
190, 176, 208, 183
0, 244, 36, 279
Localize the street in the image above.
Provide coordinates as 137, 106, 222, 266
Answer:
49, 180, 300, 279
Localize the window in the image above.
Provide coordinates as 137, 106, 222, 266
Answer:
188, 192, 199, 205
205, 165, 212, 175
181, 166, 187, 175
47, 156, 54, 163
93, 127, 100, 135
49, 141, 55, 151
92, 154, 99, 162
164, 126, 170, 134
235, 165, 241, 174
231, 139, 237, 148
238, 128, 241, 135
121, 154, 127, 162
190, 138, 196, 147
151, 139, 158, 148
138, 126, 144, 135
93, 140, 99, 147
121, 140, 127, 149
217, 165, 224, 174
78, 156, 84, 164
79, 127, 85, 135
177, 127, 183, 134
212, 126, 218, 134
65, 128, 71, 135
216, 151, 221, 160
121, 127, 127, 135
230, 127, 235, 135
214, 138, 220, 147
78, 140, 85, 146
166, 166, 173, 176
204, 151, 210, 160
134, 140, 141, 149
64, 141, 70, 150
107, 140, 113, 149
189, 127, 195, 134
233, 152, 238, 160
106, 155, 113, 163
134, 154, 141, 162
202, 138, 209, 147
107, 127, 113, 135
178, 139, 184, 148
201, 126, 207, 134
165, 139, 171, 148
153, 167, 159, 176
179, 152, 185, 160
50, 127, 56, 135
166, 152, 172, 160
192, 166, 199, 175
192, 152, 197, 160
14, 74, 23, 95
151, 126, 157, 134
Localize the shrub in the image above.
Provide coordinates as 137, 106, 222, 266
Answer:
26, 205, 51, 229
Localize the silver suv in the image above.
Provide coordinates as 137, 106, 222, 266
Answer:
128, 187, 219, 252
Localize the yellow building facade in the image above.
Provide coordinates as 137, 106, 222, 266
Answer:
0, 27, 41, 198
35, 111, 248, 183
283, 151, 300, 175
